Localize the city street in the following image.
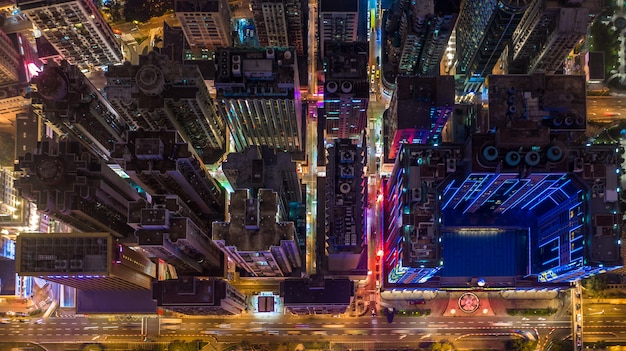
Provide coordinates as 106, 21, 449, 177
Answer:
0, 313, 571, 347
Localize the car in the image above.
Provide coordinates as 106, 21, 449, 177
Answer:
375, 70, 380, 79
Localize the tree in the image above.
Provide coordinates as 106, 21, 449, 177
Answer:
503, 339, 537, 351
585, 275, 608, 297
123, 0, 171, 23
430, 340, 455, 351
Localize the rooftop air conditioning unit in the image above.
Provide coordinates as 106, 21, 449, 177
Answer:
412, 188, 422, 202
232, 63, 241, 76
327, 81, 338, 94
341, 81, 353, 93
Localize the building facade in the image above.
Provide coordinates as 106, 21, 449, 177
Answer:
214, 47, 303, 154
16, 232, 156, 290
384, 75, 455, 161
153, 276, 246, 315
382, 74, 622, 289
322, 139, 368, 275
322, 41, 369, 140
18, 0, 123, 68
213, 189, 302, 277
510, 0, 589, 74
175, 0, 232, 50
31, 61, 128, 161
0, 29, 20, 85
455, 0, 531, 90
318, 0, 358, 57
105, 52, 227, 164
389, 0, 456, 75
221, 146, 303, 221
15, 138, 142, 239
250, 0, 305, 56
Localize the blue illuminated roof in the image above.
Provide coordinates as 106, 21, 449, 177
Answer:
440, 228, 528, 277
442, 173, 574, 216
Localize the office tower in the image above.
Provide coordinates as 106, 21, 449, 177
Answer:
212, 189, 302, 277
322, 139, 367, 275
455, 0, 531, 90
15, 109, 40, 162
250, 0, 305, 56
221, 146, 303, 221
0, 166, 30, 229
281, 277, 353, 315
322, 42, 369, 140
15, 138, 142, 239
319, 0, 358, 57
16, 232, 156, 290
0, 82, 28, 127
0, 235, 15, 260
214, 47, 303, 154
382, 74, 622, 288
153, 277, 246, 315
0, 29, 20, 85
111, 128, 225, 227
384, 75, 455, 161
0, 3, 33, 35
30, 61, 128, 161
17, 0, 123, 68
175, 0, 232, 50
105, 52, 226, 164
111, 129, 225, 276
386, 0, 456, 75
128, 194, 225, 276
510, 1, 589, 74
0, 32, 35, 126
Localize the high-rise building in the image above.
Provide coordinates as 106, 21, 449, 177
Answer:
16, 232, 156, 290
16, 138, 142, 239
18, 0, 123, 68
322, 42, 369, 140
153, 276, 246, 315
281, 277, 353, 315
0, 29, 20, 85
212, 189, 302, 277
111, 129, 225, 225
128, 194, 226, 276
387, 0, 456, 76
105, 52, 227, 164
0, 32, 37, 129
322, 139, 368, 275
455, 0, 531, 90
250, 0, 305, 56
382, 74, 622, 288
30, 61, 128, 161
15, 109, 41, 162
510, 1, 589, 74
0, 167, 31, 231
214, 47, 303, 155
319, 0, 358, 57
384, 75, 455, 161
175, 0, 232, 50
221, 146, 303, 221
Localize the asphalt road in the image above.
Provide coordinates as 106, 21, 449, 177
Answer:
587, 96, 626, 122
583, 302, 626, 343
0, 313, 571, 349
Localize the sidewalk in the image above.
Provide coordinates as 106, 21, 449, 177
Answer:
380, 290, 564, 318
